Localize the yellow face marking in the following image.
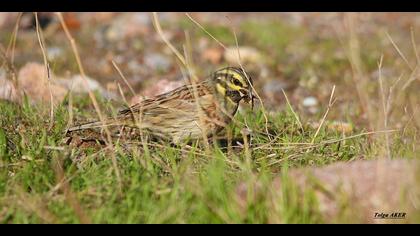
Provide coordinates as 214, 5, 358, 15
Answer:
216, 82, 238, 105
226, 81, 242, 91
216, 83, 226, 96
219, 69, 247, 87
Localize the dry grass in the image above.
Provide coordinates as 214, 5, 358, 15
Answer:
0, 12, 419, 223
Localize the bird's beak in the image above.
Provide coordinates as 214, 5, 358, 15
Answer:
240, 89, 255, 110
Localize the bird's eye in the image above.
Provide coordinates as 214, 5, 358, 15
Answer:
233, 79, 242, 86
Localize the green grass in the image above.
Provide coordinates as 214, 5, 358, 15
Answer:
0, 94, 379, 224
1, 13, 419, 224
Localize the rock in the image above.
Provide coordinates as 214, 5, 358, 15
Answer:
82, 12, 118, 25
105, 82, 119, 95
13, 62, 117, 105
302, 96, 319, 114
127, 59, 147, 75
327, 121, 353, 134
57, 74, 102, 93
307, 120, 354, 134
262, 79, 291, 108
61, 13, 81, 30
130, 79, 184, 105
0, 69, 19, 102
57, 74, 117, 100
236, 159, 420, 223
224, 46, 262, 65
0, 13, 20, 28
144, 53, 172, 72
280, 159, 419, 223
104, 13, 151, 42
302, 96, 318, 107
263, 80, 289, 96
235, 180, 264, 216
46, 47, 64, 61
202, 47, 223, 64
17, 62, 68, 105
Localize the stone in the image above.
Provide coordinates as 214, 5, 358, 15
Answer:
17, 62, 68, 105
224, 46, 262, 65
0, 69, 19, 102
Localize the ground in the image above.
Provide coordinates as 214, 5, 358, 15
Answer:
0, 12, 419, 223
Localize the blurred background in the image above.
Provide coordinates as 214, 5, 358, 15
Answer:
1, 12, 420, 224
1, 12, 419, 145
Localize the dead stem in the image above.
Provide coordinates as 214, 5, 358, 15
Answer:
34, 12, 54, 130
6, 12, 22, 65
281, 89, 304, 133
52, 154, 92, 223
410, 27, 420, 65
311, 85, 336, 144
152, 12, 211, 151
55, 12, 122, 195
342, 13, 374, 132
111, 60, 136, 97
15, 186, 59, 223
255, 129, 398, 151
386, 31, 414, 72
185, 13, 227, 50
228, 19, 272, 142
377, 55, 391, 159
0, 44, 19, 91
152, 12, 186, 66
183, 44, 211, 152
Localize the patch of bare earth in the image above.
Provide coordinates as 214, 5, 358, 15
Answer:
237, 159, 420, 223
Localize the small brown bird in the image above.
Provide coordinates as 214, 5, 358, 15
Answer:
66, 67, 254, 144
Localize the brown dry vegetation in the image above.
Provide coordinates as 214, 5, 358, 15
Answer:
0, 12, 419, 223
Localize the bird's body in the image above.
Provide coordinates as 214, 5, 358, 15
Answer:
66, 67, 254, 144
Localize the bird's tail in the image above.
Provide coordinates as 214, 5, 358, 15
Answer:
66, 119, 117, 133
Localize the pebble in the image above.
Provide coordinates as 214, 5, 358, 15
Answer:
202, 47, 223, 64
224, 46, 262, 65
104, 13, 151, 42
0, 69, 19, 102
58, 74, 117, 100
144, 53, 172, 72
47, 47, 64, 60
302, 96, 318, 107
17, 62, 68, 105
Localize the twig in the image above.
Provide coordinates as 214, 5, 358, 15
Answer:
227, 18, 272, 142
51, 153, 91, 224
55, 12, 122, 194
281, 89, 304, 133
15, 186, 59, 223
256, 129, 398, 151
311, 85, 336, 144
67, 89, 74, 128
6, 12, 23, 65
150, 13, 211, 150
152, 12, 186, 66
0, 44, 18, 88
342, 13, 374, 132
377, 54, 391, 159
320, 129, 398, 145
34, 12, 54, 129
111, 60, 136, 97
386, 31, 414, 72
402, 66, 418, 91
185, 13, 227, 50
182, 42, 211, 151
401, 28, 419, 91
410, 26, 420, 66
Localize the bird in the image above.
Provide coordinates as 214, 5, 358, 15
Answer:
66, 67, 255, 144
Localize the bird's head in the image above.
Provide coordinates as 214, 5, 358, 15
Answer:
213, 67, 255, 108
